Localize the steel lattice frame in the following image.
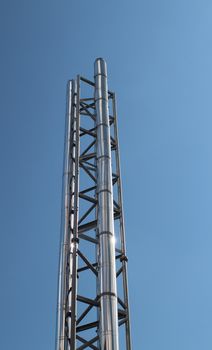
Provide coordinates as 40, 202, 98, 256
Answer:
56, 63, 132, 350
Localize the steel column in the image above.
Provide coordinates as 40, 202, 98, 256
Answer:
94, 58, 119, 350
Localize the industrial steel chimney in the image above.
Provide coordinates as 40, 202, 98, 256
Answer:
56, 59, 132, 350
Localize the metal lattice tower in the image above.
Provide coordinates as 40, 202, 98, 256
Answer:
56, 58, 132, 350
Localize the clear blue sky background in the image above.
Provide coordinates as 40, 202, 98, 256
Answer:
1, 0, 212, 349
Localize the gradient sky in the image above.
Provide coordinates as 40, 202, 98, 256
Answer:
1, 0, 212, 349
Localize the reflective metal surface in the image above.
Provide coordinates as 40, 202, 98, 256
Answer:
94, 58, 119, 350
56, 81, 72, 350
56, 60, 132, 350
56, 80, 78, 350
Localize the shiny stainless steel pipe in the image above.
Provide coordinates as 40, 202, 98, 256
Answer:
56, 80, 72, 350
56, 80, 77, 350
94, 58, 119, 350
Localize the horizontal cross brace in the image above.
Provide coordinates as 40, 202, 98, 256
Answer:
78, 212, 120, 234
77, 295, 99, 307
79, 193, 97, 204
76, 321, 99, 333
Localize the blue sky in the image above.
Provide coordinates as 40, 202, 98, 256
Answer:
1, 0, 212, 349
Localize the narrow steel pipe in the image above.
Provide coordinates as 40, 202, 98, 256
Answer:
56, 81, 73, 350
70, 76, 81, 350
112, 94, 132, 350
94, 58, 119, 350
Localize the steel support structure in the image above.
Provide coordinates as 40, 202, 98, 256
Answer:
56, 59, 132, 350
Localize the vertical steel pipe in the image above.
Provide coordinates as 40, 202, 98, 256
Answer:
69, 76, 80, 350
94, 58, 119, 350
56, 80, 73, 350
112, 94, 132, 350
56, 79, 79, 350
